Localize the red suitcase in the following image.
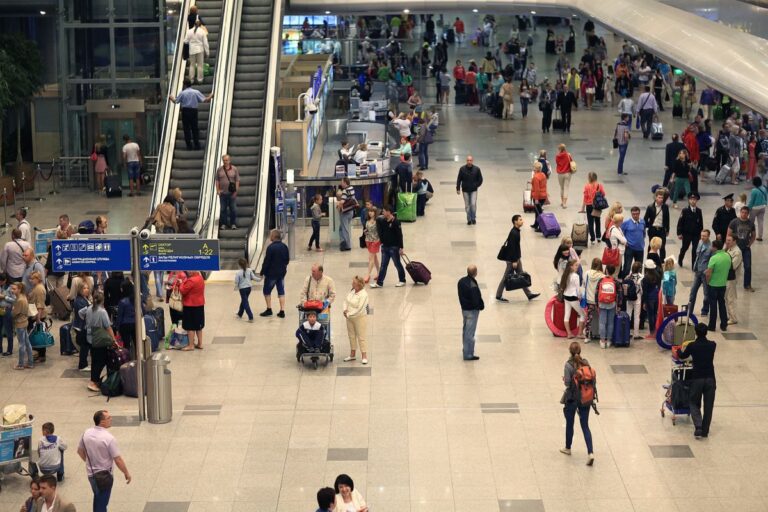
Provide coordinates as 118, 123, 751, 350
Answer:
402, 254, 431, 285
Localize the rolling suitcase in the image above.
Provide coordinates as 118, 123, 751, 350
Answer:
571, 220, 588, 248
651, 122, 664, 140
144, 314, 160, 352
612, 311, 631, 347
445, 28, 455, 44
716, 164, 731, 184
396, 192, 417, 222
119, 361, 140, 398
589, 309, 601, 340
152, 307, 166, 343
50, 286, 72, 321
105, 173, 122, 198
59, 323, 76, 355
672, 104, 683, 118
538, 212, 561, 238
523, 183, 536, 212
402, 254, 431, 285
552, 111, 565, 131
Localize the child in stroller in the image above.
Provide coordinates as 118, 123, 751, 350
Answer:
295, 309, 333, 368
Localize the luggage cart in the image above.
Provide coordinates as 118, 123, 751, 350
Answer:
661, 362, 692, 425
0, 405, 34, 492
296, 305, 334, 369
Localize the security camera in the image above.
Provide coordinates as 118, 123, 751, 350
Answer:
139, 229, 151, 240
130, 227, 140, 237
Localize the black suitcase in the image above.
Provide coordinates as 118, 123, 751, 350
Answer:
552, 113, 565, 131
454, 84, 466, 105
566, 38, 575, 53
445, 28, 455, 44
105, 174, 122, 198
152, 307, 166, 341
672, 105, 683, 118
59, 323, 75, 355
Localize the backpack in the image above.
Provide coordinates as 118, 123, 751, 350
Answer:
573, 364, 597, 406
622, 277, 638, 302
100, 372, 123, 400
78, 220, 95, 234
592, 189, 609, 210
597, 277, 617, 304
718, 133, 730, 152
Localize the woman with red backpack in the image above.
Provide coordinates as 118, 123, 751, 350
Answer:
560, 341, 596, 466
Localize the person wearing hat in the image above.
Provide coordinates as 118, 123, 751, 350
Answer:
677, 192, 704, 268
712, 193, 736, 242
644, 188, 670, 260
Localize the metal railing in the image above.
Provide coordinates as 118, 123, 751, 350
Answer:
150, 0, 193, 215
246, 0, 284, 268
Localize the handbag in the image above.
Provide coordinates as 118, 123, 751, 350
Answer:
225, 170, 237, 193
497, 241, 509, 261
90, 151, 98, 162
504, 271, 532, 291
29, 323, 54, 348
612, 137, 619, 149
91, 326, 115, 349
602, 246, 621, 266
359, 233, 367, 249
82, 437, 114, 491
569, 155, 577, 173
182, 42, 190, 60
169, 288, 183, 312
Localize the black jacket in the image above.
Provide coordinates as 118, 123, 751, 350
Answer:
677, 206, 703, 237
664, 140, 685, 169
644, 202, 670, 235
672, 159, 691, 180
677, 336, 716, 379
260, 241, 290, 279
498, 226, 522, 262
394, 162, 413, 192
458, 275, 485, 311
456, 165, 483, 193
377, 215, 404, 248
712, 206, 736, 240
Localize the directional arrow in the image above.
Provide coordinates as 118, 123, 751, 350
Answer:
56, 258, 62, 265
142, 244, 149, 254
143, 257, 150, 264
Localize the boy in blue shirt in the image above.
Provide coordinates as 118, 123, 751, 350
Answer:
316, 487, 336, 512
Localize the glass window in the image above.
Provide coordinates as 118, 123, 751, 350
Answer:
114, 28, 161, 79
69, 28, 111, 80
69, 0, 110, 22
34, 99, 60, 133
114, 0, 159, 22
115, 83, 162, 105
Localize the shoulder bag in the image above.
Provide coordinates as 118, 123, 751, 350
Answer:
568, 153, 577, 173
91, 326, 115, 349
81, 436, 114, 491
224, 169, 237, 193
169, 288, 184, 312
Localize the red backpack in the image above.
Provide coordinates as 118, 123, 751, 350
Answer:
573, 365, 597, 406
597, 277, 617, 304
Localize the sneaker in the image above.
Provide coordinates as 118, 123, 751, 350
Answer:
559, 448, 571, 455
277, 310, 285, 318
599, 341, 607, 349
343, 356, 356, 362
259, 309, 273, 317
369, 283, 380, 288
694, 429, 703, 439
395, 282, 406, 287
79, 366, 91, 372
586, 454, 595, 466
361, 358, 368, 365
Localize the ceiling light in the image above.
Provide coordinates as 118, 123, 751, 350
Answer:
39, 10, 46, 15
325, 10, 330, 14
472, 9, 478, 13
403, 9, 410, 13
530, 10, 537, 14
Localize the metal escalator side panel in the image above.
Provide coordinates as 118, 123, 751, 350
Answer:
247, 0, 283, 270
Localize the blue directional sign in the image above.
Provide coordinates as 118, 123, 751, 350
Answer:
51, 239, 132, 272
139, 239, 220, 271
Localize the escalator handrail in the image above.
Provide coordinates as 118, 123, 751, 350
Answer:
194, 0, 242, 236
196, 0, 243, 239
151, 0, 194, 215
246, 0, 284, 269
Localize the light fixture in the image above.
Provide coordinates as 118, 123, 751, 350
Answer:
325, 10, 330, 14
530, 10, 537, 14
403, 9, 410, 13
39, 10, 46, 15
472, 9, 478, 13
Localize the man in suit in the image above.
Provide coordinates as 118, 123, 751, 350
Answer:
644, 186, 670, 260
36, 474, 77, 511
495, 214, 541, 302
677, 192, 704, 268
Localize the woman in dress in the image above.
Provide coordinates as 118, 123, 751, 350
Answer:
363, 208, 381, 284
92, 134, 109, 193
179, 271, 205, 350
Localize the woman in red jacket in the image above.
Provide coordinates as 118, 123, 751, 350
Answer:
179, 271, 205, 350
530, 161, 548, 231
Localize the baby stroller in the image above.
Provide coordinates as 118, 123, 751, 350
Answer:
295, 303, 333, 369
0, 404, 34, 492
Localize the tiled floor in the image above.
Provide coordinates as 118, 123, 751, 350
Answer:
1, 13, 767, 512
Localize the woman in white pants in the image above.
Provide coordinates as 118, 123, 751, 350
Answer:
185, 19, 209, 84
343, 276, 370, 364
560, 260, 586, 339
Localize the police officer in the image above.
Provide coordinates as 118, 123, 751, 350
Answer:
711, 193, 736, 242
677, 323, 717, 439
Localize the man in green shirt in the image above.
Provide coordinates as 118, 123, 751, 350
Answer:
705, 239, 731, 332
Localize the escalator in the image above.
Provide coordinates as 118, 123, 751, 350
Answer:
166, 0, 222, 224
216, 0, 277, 265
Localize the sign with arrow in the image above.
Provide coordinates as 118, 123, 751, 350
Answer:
51, 239, 132, 272
139, 239, 220, 271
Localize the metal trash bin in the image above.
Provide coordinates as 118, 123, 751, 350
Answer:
145, 353, 172, 424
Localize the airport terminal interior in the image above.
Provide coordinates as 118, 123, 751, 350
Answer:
2, 0, 768, 511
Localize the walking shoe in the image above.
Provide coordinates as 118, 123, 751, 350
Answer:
395, 282, 406, 287
586, 454, 595, 466
559, 448, 571, 455
343, 356, 356, 362
87, 383, 100, 392
369, 283, 380, 288
277, 310, 285, 318
259, 309, 273, 317
496, 297, 509, 302
694, 429, 703, 439
361, 358, 368, 365
79, 366, 91, 372
527, 293, 541, 301
463, 355, 480, 360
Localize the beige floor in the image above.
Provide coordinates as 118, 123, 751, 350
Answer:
1, 15, 768, 512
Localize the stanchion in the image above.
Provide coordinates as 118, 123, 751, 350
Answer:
21, 172, 28, 209
0, 187, 11, 230
33, 164, 46, 202
49, 159, 59, 196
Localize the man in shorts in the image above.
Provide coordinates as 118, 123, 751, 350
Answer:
121, 135, 142, 197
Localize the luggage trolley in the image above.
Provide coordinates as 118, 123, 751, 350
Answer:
661, 362, 693, 425
296, 303, 334, 369
0, 404, 34, 492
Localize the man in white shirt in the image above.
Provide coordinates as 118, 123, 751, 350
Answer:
36, 474, 77, 512
121, 135, 142, 197
16, 208, 31, 244
636, 85, 659, 139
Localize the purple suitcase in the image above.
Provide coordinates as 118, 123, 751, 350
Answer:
402, 254, 431, 284
538, 212, 561, 238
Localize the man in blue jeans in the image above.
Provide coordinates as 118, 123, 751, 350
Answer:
457, 264, 484, 360
78, 410, 131, 512
688, 229, 712, 316
620, 206, 645, 278
615, 114, 631, 175
370, 207, 406, 288
121, 135, 142, 197
727, 206, 756, 292
215, 154, 240, 230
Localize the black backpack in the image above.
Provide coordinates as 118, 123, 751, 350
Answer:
718, 133, 730, 152
623, 277, 638, 301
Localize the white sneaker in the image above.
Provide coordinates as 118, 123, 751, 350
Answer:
586, 454, 595, 466
343, 356, 356, 362
361, 358, 368, 365
369, 283, 380, 288
599, 341, 606, 349
79, 366, 91, 372
559, 448, 571, 455
395, 282, 406, 287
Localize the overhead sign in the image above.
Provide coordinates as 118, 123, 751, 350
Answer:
51, 239, 132, 272
140, 239, 220, 271
35, 229, 57, 256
